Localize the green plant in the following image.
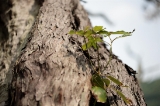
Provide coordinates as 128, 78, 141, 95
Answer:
69, 26, 134, 105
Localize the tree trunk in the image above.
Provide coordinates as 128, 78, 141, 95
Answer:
0, 0, 42, 105
0, 0, 146, 106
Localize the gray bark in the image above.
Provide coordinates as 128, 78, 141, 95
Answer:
0, 0, 43, 105
0, 0, 146, 106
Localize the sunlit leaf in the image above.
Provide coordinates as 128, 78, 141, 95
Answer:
92, 42, 98, 50
107, 76, 123, 86
82, 44, 87, 50
91, 86, 107, 103
109, 30, 131, 35
76, 30, 84, 36
92, 73, 105, 89
95, 37, 103, 42
116, 90, 130, 104
93, 26, 103, 33
69, 30, 76, 35
90, 37, 102, 50
97, 30, 109, 35
84, 29, 93, 37
88, 35, 94, 41
102, 78, 110, 87
82, 41, 92, 50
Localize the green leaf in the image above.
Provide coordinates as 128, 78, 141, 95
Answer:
88, 35, 94, 41
69, 30, 76, 35
91, 86, 107, 103
90, 37, 103, 50
109, 30, 131, 35
107, 76, 123, 86
102, 78, 110, 87
82, 41, 92, 50
92, 73, 105, 89
97, 30, 109, 35
116, 90, 130, 104
95, 37, 103, 42
93, 26, 103, 33
92, 42, 98, 50
76, 30, 84, 36
84, 29, 93, 37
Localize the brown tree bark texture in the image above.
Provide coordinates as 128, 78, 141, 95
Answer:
11, 0, 92, 106
0, 0, 42, 105
0, 0, 146, 106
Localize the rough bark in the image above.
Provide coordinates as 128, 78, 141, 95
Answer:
0, 0, 43, 105
10, 0, 92, 106
0, 0, 146, 106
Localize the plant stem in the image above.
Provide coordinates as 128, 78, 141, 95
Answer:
83, 36, 96, 73
102, 36, 113, 71
93, 99, 96, 106
96, 41, 101, 75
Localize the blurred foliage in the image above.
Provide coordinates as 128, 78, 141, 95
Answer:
141, 78, 160, 106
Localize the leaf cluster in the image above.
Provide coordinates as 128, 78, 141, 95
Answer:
91, 73, 131, 104
69, 26, 134, 105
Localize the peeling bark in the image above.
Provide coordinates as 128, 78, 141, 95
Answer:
0, 0, 146, 106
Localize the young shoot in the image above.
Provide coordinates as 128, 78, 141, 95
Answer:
69, 26, 134, 105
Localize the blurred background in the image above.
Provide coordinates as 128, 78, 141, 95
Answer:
81, 0, 160, 105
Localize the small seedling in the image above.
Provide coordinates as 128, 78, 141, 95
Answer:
69, 26, 135, 105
